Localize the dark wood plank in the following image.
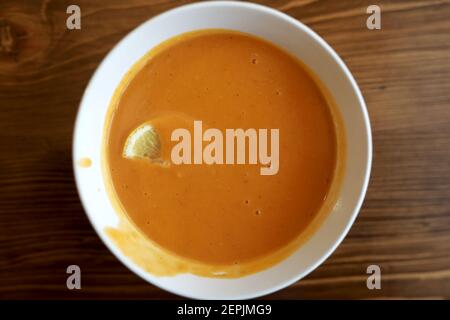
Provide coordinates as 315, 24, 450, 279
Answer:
0, 0, 449, 299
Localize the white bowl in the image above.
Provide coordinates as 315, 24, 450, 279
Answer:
73, 1, 372, 299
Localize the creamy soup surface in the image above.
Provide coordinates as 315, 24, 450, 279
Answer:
105, 30, 341, 271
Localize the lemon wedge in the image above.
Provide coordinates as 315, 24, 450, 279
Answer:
123, 124, 161, 160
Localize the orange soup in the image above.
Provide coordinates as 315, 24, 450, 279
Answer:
104, 30, 344, 277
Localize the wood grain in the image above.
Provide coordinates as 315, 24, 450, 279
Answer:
0, 0, 449, 299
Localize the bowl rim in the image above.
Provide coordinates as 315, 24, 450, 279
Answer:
72, 0, 372, 299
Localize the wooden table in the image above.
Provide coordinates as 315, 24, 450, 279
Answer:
1, 0, 449, 299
